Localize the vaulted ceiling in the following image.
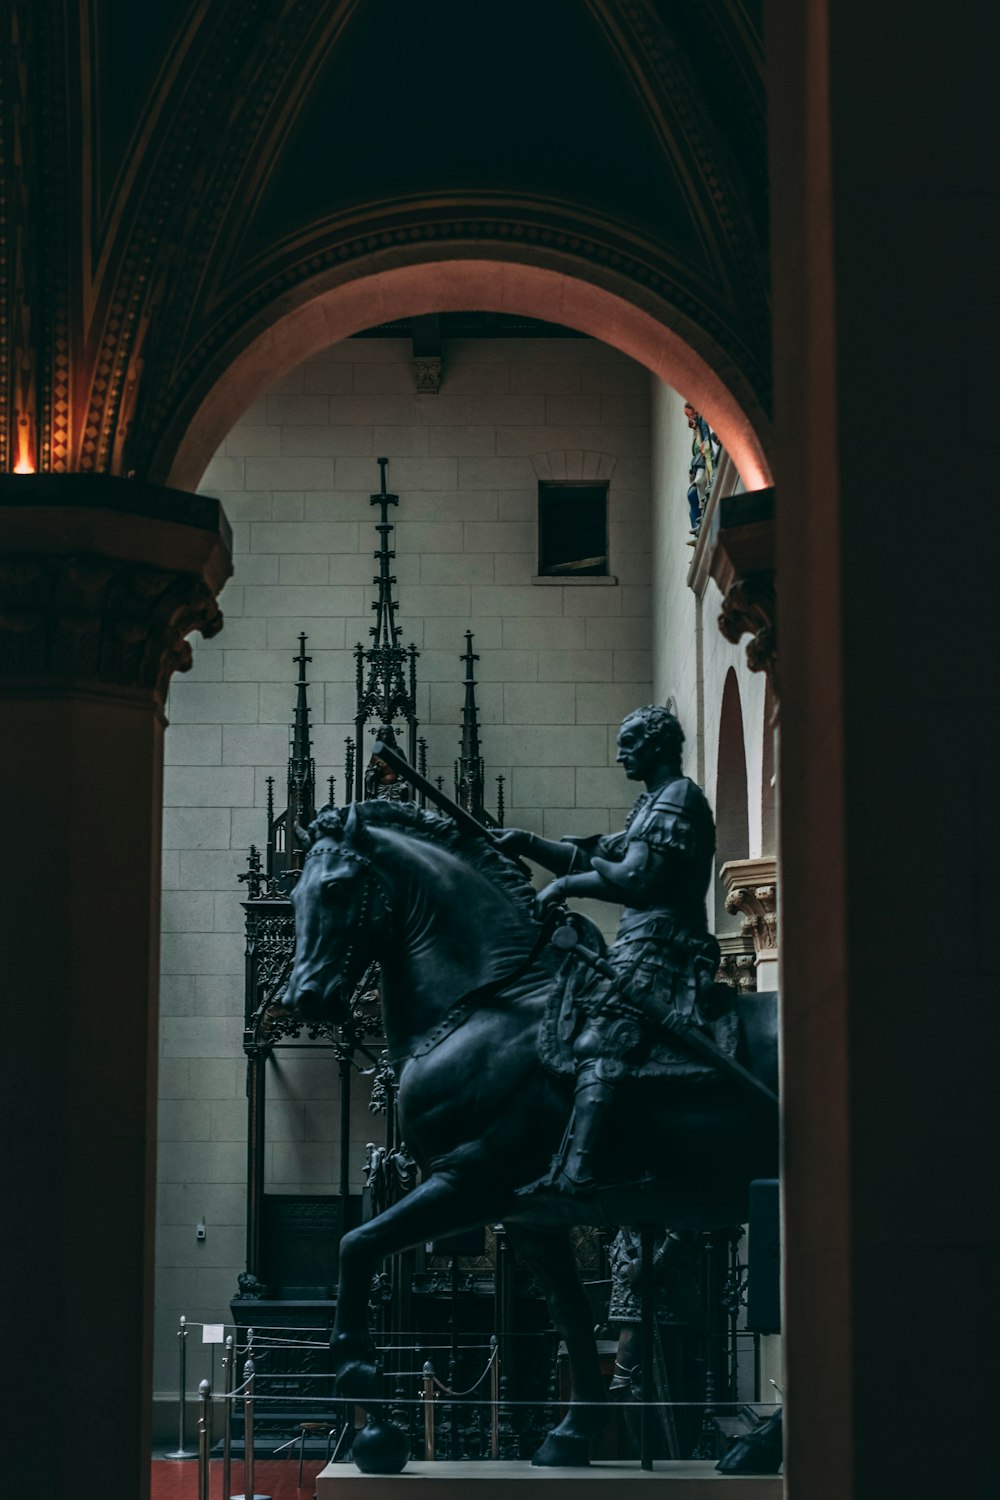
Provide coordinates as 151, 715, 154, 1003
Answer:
1, 0, 768, 480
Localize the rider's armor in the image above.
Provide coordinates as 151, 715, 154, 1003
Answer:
550, 776, 737, 1191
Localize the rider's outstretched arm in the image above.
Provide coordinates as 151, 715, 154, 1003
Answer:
539, 868, 628, 907
537, 840, 673, 912
495, 829, 577, 875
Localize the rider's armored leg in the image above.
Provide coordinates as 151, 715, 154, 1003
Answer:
548, 1057, 618, 1191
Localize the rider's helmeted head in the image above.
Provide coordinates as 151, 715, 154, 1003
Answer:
616, 705, 684, 782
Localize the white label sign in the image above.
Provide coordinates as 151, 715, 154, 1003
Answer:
202, 1323, 225, 1344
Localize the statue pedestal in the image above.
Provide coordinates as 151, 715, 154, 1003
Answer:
316, 1460, 782, 1496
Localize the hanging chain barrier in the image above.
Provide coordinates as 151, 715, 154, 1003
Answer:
414, 1341, 500, 1399
180, 1313, 777, 1494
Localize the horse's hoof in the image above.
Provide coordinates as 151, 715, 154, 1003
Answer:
716, 1409, 783, 1475
352, 1418, 410, 1474
531, 1432, 590, 1467
334, 1359, 380, 1404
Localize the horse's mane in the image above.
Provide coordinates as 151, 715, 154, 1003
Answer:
309, 801, 539, 920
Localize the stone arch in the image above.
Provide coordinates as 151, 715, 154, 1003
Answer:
157, 257, 774, 493
714, 666, 750, 934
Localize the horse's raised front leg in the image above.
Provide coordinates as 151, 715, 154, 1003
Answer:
506, 1223, 609, 1467
333, 1167, 497, 1404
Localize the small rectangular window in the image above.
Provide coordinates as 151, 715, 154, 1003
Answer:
537, 482, 609, 577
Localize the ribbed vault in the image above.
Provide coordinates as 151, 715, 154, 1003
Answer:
1, 0, 770, 483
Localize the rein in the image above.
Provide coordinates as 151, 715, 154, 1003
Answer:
388, 906, 561, 1071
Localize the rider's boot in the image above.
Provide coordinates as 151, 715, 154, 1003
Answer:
545, 1059, 616, 1193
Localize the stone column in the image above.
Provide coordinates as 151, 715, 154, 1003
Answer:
719, 857, 778, 992
718, 858, 781, 1409
766, 6, 998, 1496
0, 475, 231, 1500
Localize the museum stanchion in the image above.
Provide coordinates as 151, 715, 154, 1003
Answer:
166, 1314, 198, 1459
232, 1348, 272, 1500
490, 1335, 500, 1459
222, 1334, 235, 1500
197, 1380, 212, 1500
422, 1359, 436, 1458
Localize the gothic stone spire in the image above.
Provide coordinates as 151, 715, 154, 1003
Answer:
350, 458, 421, 798
369, 456, 401, 661
455, 630, 486, 820
285, 632, 316, 868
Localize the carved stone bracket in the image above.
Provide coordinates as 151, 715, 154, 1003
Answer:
719, 571, 776, 678
0, 475, 232, 707
413, 356, 443, 395
720, 857, 778, 971
708, 488, 778, 699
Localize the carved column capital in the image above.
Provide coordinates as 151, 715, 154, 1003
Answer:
0, 475, 232, 708
720, 856, 778, 965
716, 933, 758, 993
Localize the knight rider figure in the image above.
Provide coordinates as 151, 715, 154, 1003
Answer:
497, 704, 736, 1194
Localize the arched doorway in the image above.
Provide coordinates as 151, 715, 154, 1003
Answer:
151, 251, 778, 1464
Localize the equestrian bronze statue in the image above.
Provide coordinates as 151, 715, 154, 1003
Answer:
497, 704, 747, 1195
281, 706, 778, 1472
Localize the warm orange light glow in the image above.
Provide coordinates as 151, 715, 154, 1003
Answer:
169, 260, 775, 492
13, 420, 35, 473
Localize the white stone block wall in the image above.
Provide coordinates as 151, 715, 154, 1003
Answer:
649, 378, 770, 929
154, 336, 653, 1394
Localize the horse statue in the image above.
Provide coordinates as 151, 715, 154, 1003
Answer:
282, 794, 778, 1472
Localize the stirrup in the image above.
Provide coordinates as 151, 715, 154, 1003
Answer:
546, 1163, 596, 1194
515, 1160, 599, 1199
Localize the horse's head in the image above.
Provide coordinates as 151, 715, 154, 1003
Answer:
286, 798, 546, 1050
284, 804, 386, 1027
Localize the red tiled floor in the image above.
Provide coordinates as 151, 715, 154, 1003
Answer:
152, 1457, 326, 1499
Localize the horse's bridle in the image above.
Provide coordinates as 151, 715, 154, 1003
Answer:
303, 838, 393, 1014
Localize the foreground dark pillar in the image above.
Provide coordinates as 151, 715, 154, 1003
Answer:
0, 476, 231, 1500
768, 5, 998, 1497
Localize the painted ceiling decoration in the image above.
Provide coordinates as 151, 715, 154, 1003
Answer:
1, 0, 768, 482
